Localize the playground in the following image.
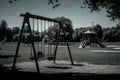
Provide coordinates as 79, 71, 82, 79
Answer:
0, 13, 120, 80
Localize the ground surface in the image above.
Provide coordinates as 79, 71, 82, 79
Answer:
0, 42, 120, 79
1, 42, 120, 65
4, 60, 120, 74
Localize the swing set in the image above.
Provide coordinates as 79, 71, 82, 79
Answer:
12, 12, 74, 73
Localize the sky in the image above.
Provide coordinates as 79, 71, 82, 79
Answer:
0, 0, 119, 29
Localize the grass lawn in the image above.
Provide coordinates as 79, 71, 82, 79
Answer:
0, 42, 120, 65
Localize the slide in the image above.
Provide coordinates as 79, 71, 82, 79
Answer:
96, 41, 106, 48
79, 40, 88, 48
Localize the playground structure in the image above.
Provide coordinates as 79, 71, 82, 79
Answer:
12, 12, 74, 73
79, 30, 106, 48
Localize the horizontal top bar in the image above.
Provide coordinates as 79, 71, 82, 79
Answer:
20, 12, 60, 23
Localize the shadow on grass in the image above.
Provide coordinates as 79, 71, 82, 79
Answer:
0, 55, 21, 59
0, 65, 120, 80
46, 66, 72, 69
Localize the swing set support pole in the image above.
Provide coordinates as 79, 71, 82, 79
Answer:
53, 22, 74, 65
12, 13, 40, 73
53, 22, 61, 63
61, 23, 74, 65
28, 18, 40, 73
12, 15, 26, 70
63, 31, 74, 65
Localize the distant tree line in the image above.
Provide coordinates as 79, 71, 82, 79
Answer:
103, 24, 120, 42
0, 20, 13, 42
0, 19, 120, 43
73, 24, 120, 42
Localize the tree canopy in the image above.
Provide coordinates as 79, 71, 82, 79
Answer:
47, 16, 74, 41
83, 0, 120, 21
8, 0, 120, 20
47, 0, 120, 20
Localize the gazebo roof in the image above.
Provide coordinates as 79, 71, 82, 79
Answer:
83, 30, 96, 34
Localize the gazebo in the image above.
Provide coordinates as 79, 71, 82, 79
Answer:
83, 30, 95, 34
83, 30, 96, 40
79, 30, 106, 48
82, 30, 96, 48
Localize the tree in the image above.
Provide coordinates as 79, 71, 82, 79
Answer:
103, 24, 120, 42
47, 16, 74, 42
48, 24, 59, 41
73, 28, 80, 42
48, 0, 120, 20
12, 27, 20, 34
55, 16, 74, 41
83, 0, 120, 20
73, 28, 86, 42
8, 0, 120, 20
94, 24, 103, 40
48, 0, 61, 9
6, 28, 13, 42
49, 0, 120, 20
0, 20, 8, 41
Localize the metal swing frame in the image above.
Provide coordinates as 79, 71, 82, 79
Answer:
12, 12, 74, 73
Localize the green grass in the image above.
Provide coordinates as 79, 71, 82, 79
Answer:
0, 42, 120, 65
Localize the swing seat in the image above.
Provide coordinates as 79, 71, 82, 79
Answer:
37, 51, 44, 57
29, 56, 35, 60
47, 56, 55, 60
29, 51, 44, 60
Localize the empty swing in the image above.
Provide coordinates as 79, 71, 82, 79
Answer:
36, 19, 44, 58
47, 21, 56, 60
29, 18, 35, 59
30, 19, 44, 59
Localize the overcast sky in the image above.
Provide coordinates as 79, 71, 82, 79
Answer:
0, 0, 119, 29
